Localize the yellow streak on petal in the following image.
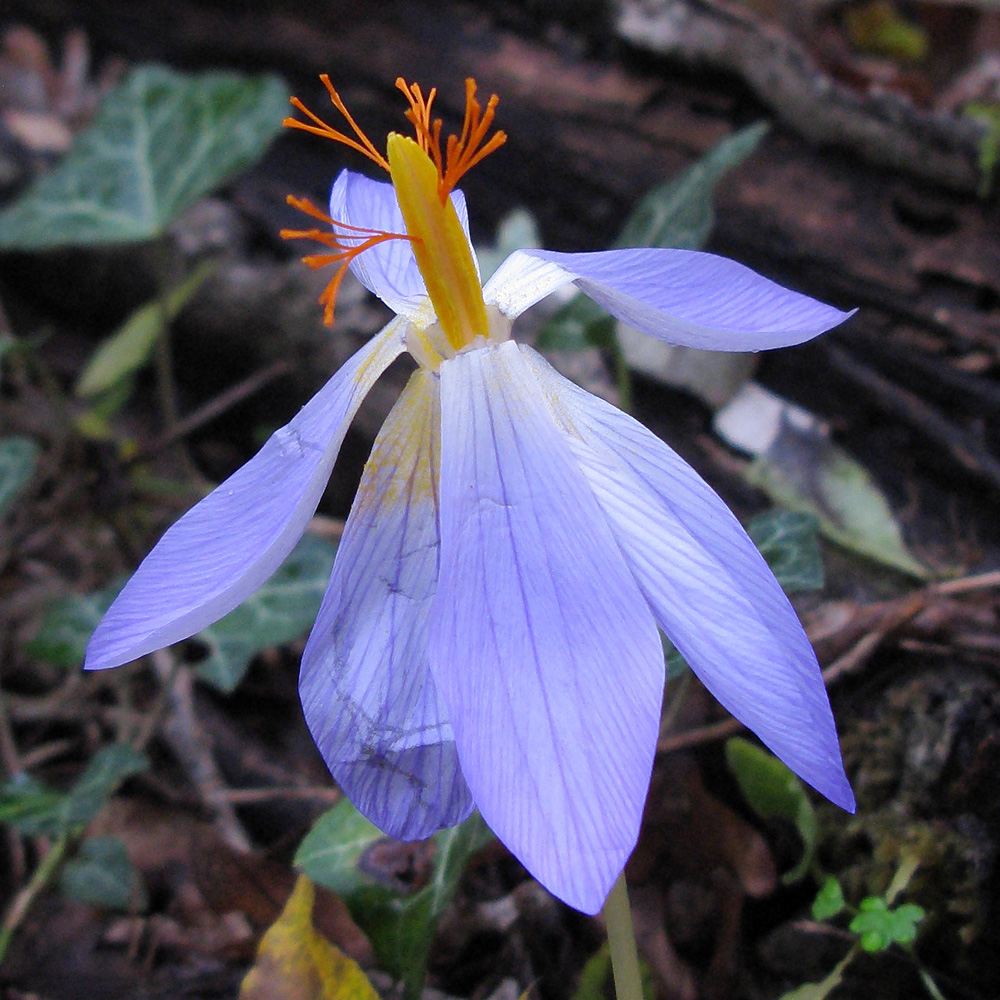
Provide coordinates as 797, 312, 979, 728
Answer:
353, 368, 440, 518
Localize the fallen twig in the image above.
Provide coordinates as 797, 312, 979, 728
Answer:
657, 571, 1000, 754
130, 357, 293, 463
150, 649, 251, 852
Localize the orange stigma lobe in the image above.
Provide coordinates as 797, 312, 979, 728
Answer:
395, 77, 506, 203
280, 195, 415, 326
285, 76, 506, 200
282, 77, 506, 327
283, 75, 390, 172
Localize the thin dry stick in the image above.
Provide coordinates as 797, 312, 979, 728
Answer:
150, 649, 251, 852
932, 570, 1000, 596
656, 572, 1000, 755
17, 739, 76, 771
215, 786, 343, 805
131, 358, 293, 462
656, 628, 894, 754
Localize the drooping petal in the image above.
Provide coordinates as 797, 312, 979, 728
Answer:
329, 169, 477, 319
429, 340, 664, 914
84, 320, 406, 671
300, 368, 474, 840
520, 346, 855, 812
484, 247, 852, 349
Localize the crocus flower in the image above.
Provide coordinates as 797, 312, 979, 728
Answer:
86, 77, 855, 914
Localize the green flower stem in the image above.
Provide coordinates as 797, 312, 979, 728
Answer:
0, 834, 71, 965
610, 337, 633, 415
604, 872, 643, 1000
154, 281, 179, 432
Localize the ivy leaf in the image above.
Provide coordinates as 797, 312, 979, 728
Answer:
0, 66, 288, 248
477, 207, 541, 281
615, 121, 769, 251
0, 773, 66, 831
662, 635, 690, 681
0, 744, 147, 837
195, 533, 337, 693
747, 509, 824, 594
0, 436, 39, 517
26, 580, 124, 668
537, 122, 768, 353
60, 835, 146, 911
296, 800, 494, 1000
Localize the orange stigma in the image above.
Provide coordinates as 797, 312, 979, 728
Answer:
282, 77, 506, 326
283, 76, 390, 172
280, 195, 414, 326
396, 77, 506, 203
284, 76, 506, 202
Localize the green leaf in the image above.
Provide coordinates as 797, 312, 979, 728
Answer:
725, 737, 817, 883
0, 773, 66, 831
0, 436, 39, 516
777, 949, 854, 1000
572, 944, 655, 1000
962, 102, 1000, 198
535, 297, 614, 353
0, 66, 288, 248
812, 877, 846, 921
195, 533, 337, 692
477, 207, 541, 281
615, 122, 769, 252
74, 373, 138, 438
849, 896, 925, 953
297, 800, 494, 1000
662, 636, 689, 681
56, 745, 149, 831
0, 744, 147, 836
76, 259, 217, 397
746, 426, 929, 579
747, 509, 824, 594
26, 580, 124, 668
60, 835, 146, 911
844, 1, 927, 64
536, 122, 768, 353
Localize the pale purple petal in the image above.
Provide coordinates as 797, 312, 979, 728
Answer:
520, 346, 854, 811
485, 247, 852, 349
429, 341, 664, 914
329, 169, 477, 318
300, 369, 473, 840
84, 320, 406, 671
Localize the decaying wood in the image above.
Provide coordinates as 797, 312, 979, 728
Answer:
2, 0, 999, 496
615, 0, 987, 193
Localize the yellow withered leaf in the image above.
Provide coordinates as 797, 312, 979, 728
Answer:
239, 875, 380, 1000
